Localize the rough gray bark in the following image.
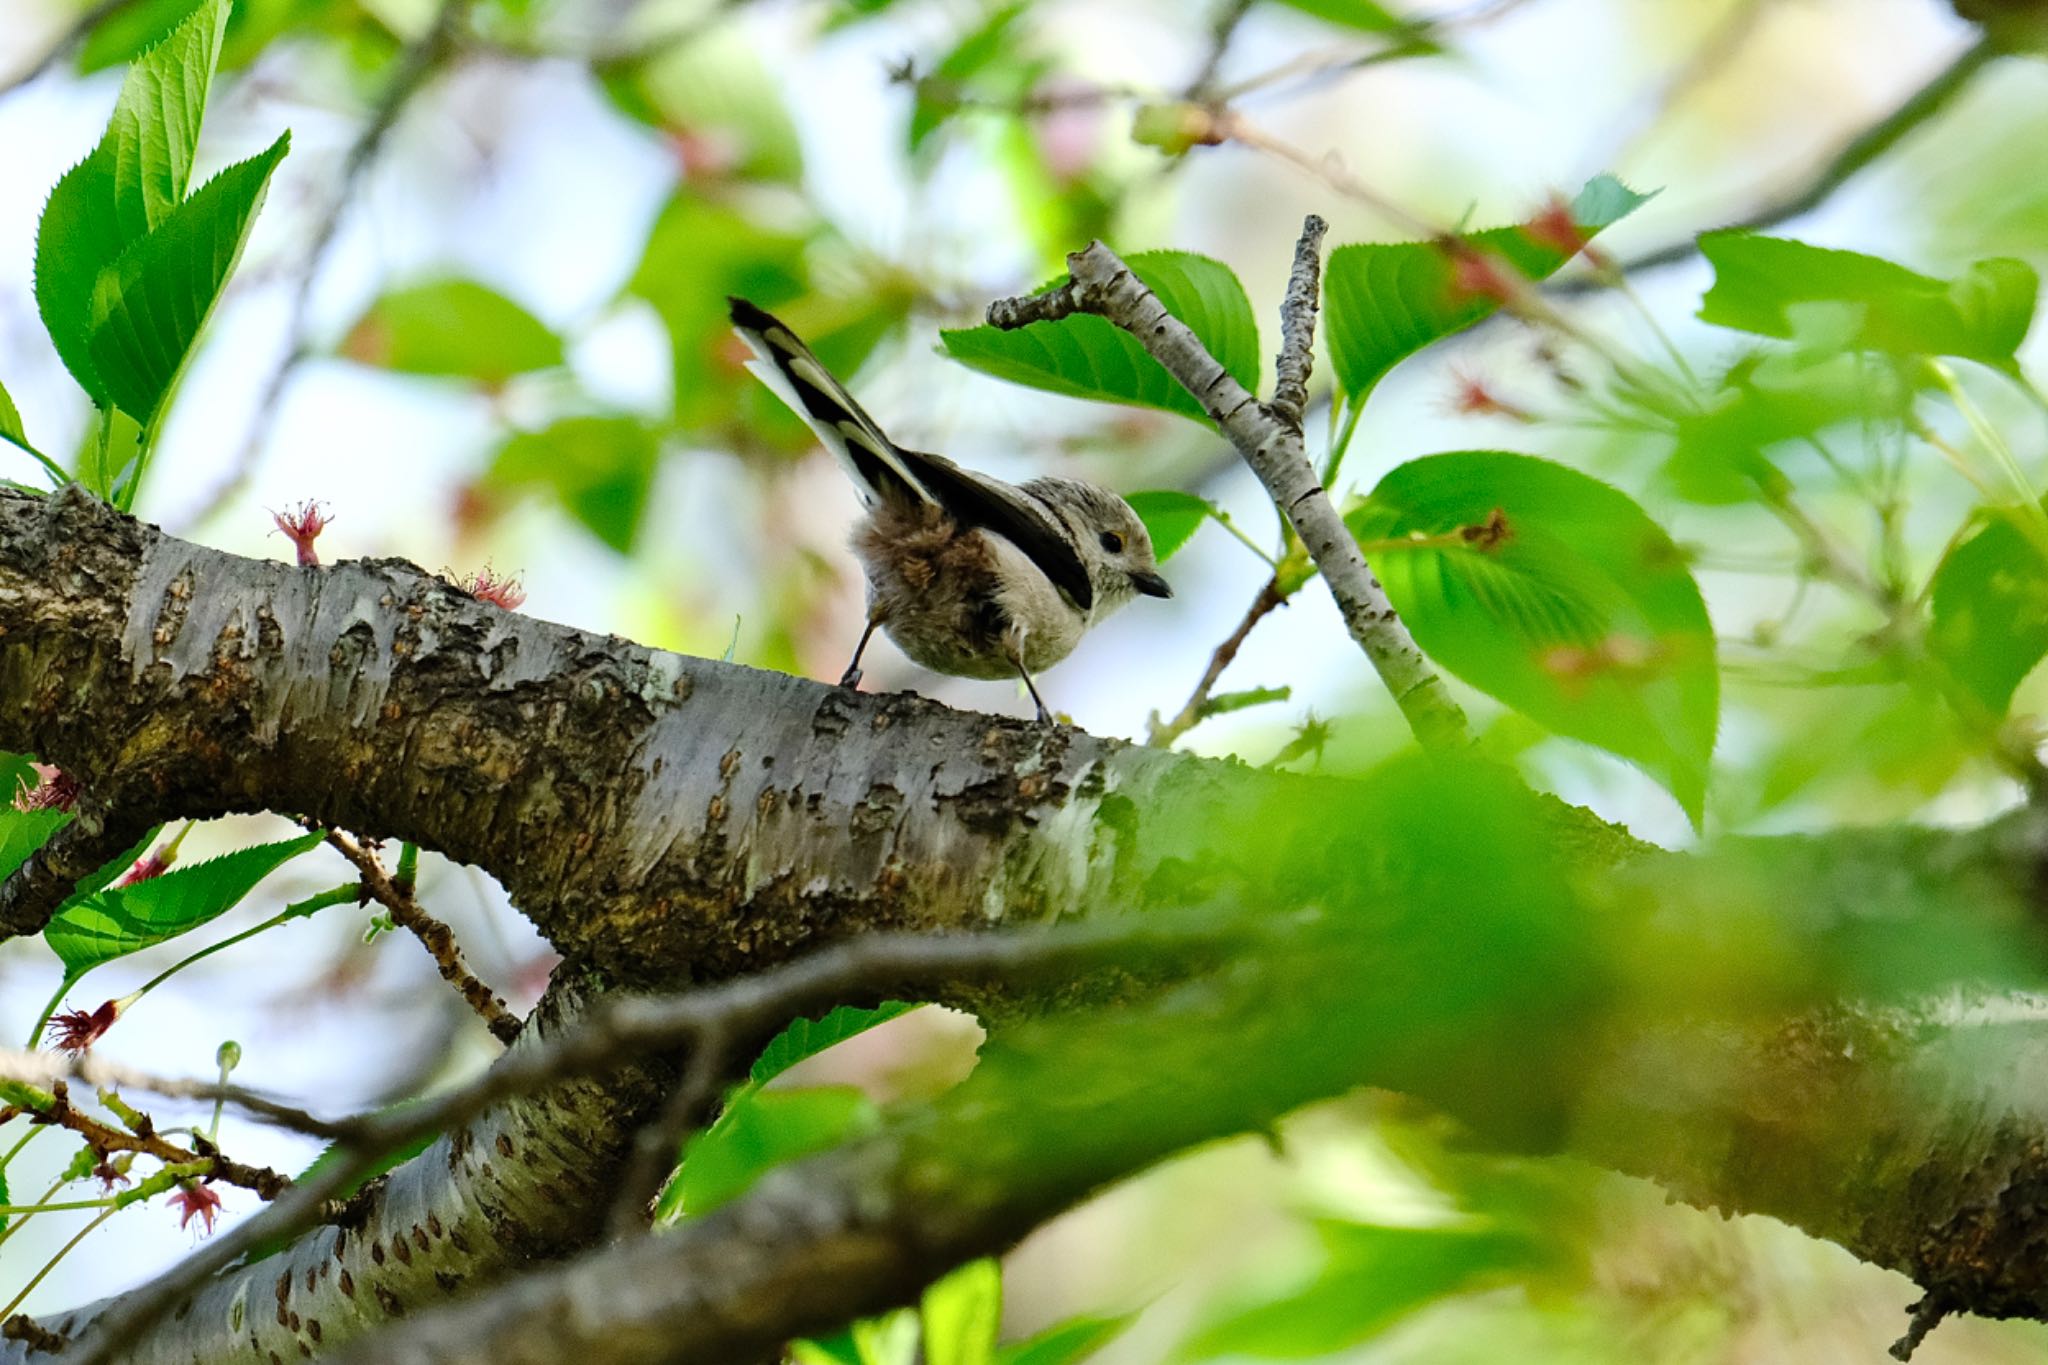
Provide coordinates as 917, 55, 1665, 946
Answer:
7, 485, 2048, 1361
0, 484, 1267, 976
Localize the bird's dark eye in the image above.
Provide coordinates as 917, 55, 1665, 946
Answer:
1099, 531, 1124, 554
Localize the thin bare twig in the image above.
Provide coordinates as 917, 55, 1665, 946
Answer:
605, 1019, 728, 1237
1147, 575, 1288, 748
26, 1081, 290, 1200
324, 831, 522, 1044
1571, 36, 1999, 286
987, 223, 1472, 751
0, 1049, 345, 1139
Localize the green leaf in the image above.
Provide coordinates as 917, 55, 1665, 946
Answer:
750, 1002, 920, 1085
1179, 1220, 1540, 1360
1697, 233, 2038, 370
1126, 490, 1215, 562
667, 1085, 881, 1217
43, 830, 323, 975
1323, 176, 1652, 405
798, 1312, 921, 1365
38, 152, 129, 405
997, 1314, 1135, 1365
1272, 0, 1409, 33
941, 252, 1260, 427
341, 279, 564, 383
910, 3, 1032, 153
1930, 504, 2048, 716
622, 193, 813, 436
601, 25, 804, 184
1350, 451, 1717, 823
75, 408, 144, 501
35, 0, 235, 406
0, 378, 28, 452
922, 1259, 1001, 1365
87, 132, 291, 427
0, 754, 73, 880
106, 0, 231, 237
486, 415, 661, 555
1665, 350, 1913, 505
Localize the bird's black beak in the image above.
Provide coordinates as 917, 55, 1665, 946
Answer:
1130, 570, 1173, 599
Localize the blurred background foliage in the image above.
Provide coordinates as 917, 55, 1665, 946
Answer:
9, 0, 2048, 1358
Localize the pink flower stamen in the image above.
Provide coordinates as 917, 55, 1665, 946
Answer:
270, 501, 332, 567
465, 566, 527, 611
170, 1181, 222, 1235
14, 762, 78, 814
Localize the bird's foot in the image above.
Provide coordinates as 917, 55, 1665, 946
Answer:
838, 666, 864, 690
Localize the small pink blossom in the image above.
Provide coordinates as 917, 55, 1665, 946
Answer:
1441, 242, 1527, 309
1524, 194, 1603, 265
114, 826, 189, 888
465, 566, 527, 611
1445, 368, 1534, 422
270, 500, 331, 567
92, 1158, 131, 1192
169, 1181, 222, 1235
14, 762, 78, 814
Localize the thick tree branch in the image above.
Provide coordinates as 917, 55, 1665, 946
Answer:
8, 486, 2048, 1359
987, 228, 1473, 750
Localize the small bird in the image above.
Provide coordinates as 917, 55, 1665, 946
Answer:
729, 297, 1172, 722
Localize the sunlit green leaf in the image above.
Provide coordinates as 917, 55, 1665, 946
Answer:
997, 1314, 1135, 1365
88, 133, 291, 427
942, 253, 1260, 427
105, 0, 230, 237
1351, 451, 1717, 823
1665, 350, 1913, 504
43, 830, 323, 975
1697, 233, 2038, 370
603, 25, 804, 184
74, 408, 144, 501
0, 379, 28, 453
0, 752, 71, 881
751, 1001, 920, 1085
1323, 175, 1652, 406
1179, 1220, 1541, 1361
1930, 503, 2048, 716
922, 1259, 1001, 1365
667, 1085, 881, 1217
486, 415, 660, 555
37, 0, 236, 407
1126, 489, 1215, 562
798, 1311, 922, 1365
1272, 0, 1410, 33
910, 3, 1033, 153
341, 279, 563, 383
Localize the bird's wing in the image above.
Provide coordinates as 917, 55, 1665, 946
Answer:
729, 297, 1094, 611
898, 454, 1095, 613
727, 298, 936, 508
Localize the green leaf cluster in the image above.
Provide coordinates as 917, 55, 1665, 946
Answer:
33, 0, 289, 504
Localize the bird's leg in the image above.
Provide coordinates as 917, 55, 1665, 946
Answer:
840, 616, 880, 690
1015, 661, 1055, 726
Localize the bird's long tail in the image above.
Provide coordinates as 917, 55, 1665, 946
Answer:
727, 298, 935, 508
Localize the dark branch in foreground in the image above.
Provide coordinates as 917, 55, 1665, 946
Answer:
52, 920, 1240, 1365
